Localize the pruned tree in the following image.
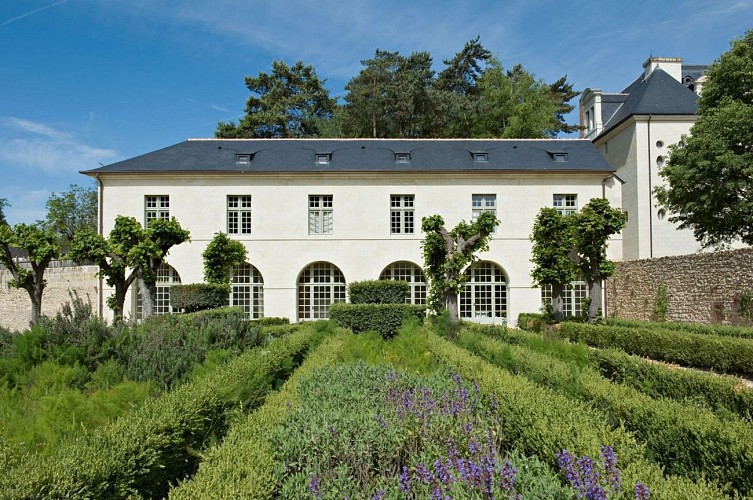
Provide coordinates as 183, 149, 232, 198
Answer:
421, 211, 498, 331
656, 29, 753, 248
0, 222, 60, 324
216, 59, 336, 138
569, 198, 626, 323
44, 183, 97, 252
202, 232, 248, 285
530, 207, 577, 321
70, 216, 189, 321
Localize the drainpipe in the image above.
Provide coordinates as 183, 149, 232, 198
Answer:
647, 115, 654, 258
96, 174, 104, 319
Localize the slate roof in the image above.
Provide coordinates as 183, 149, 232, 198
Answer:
597, 68, 700, 139
82, 139, 615, 176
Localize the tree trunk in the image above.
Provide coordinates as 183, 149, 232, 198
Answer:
139, 274, 157, 321
112, 283, 127, 322
29, 286, 42, 325
445, 291, 460, 337
551, 282, 565, 322
588, 279, 602, 324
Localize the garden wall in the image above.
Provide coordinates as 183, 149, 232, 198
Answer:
606, 247, 753, 324
0, 264, 99, 332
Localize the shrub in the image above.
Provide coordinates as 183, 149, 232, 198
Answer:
1, 328, 316, 499
426, 331, 725, 499
347, 280, 410, 304
559, 322, 753, 377
329, 302, 425, 338
170, 283, 230, 313
517, 312, 553, 332
459, 331, 753, 495
253, 316, 289, 326
606, 317, 753, 340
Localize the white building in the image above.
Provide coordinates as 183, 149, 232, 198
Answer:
82, 138, 622, 324
580, 57, 707, 259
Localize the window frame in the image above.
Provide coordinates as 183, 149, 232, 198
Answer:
227, 195, 252, 235
145, 195, 170, 226
390, 194, 415, 235
553, 194, 578, 216
308, 195, 334, 235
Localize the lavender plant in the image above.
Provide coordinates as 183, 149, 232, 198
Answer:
557, 446, 648, 500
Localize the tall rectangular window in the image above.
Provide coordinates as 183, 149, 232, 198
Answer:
309, 195, 333, 235
390, 195, 414, 234
145, 195, 169, 225
472, 194, 496, 230
553, 194, 578, 215
227, 195, 252, 234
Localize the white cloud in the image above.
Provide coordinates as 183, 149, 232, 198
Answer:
0, 117, 118, 174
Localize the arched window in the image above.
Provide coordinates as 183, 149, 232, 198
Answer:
135, 262, 181, 319
298, 262, 346, 320
379, 261, 426, 305
460, 261, 507, 320
231, 263, 264, 319
541, 282, 588, 318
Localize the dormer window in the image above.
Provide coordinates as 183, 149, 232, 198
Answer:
315, 153, 331, 165
549, 152, 568, 162
395, 152, 411, 163
236, 153, 252, 164
473, 152, 488, 162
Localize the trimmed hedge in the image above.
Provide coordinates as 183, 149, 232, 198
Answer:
0, 328, 315, 499
169, 332, 349, 499
347, 279, 410, 304
426, 332, 724, 499
559, 321, 753, 377
170, 283, 230, 312
606, 317, 753, 340
458, 331, 753, 496
329, 302, 426, 338
590, 348, 753, 422
253, 316, 289, 326
517, 312, 553, 332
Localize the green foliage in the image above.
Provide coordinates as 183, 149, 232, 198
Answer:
1, 328, 315, 499
202, 232, 247, 285
559, 321, 753, 377
347, 279, 410, 304
656, 30, 753, 248
216, 59, 336, 138
117, 308, 262, 389
0, 222, 61, 323
69, 215, 190, 320
421, 211, 498, 321
460, 330, 753, 495
44, 183, 97, 251
253, 316, 290, 327
530, 207, 576, 287
170, 283, 230, 312
329, 302, 426, 338
0, 197, 8, 226
606, 316, 753, 339
517, 312, 554, 333
425, 331, 723, 498
652, 283, 670, 322
738, 289, 753, 322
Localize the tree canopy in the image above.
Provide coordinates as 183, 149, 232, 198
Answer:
70, 216, 190, 321
216, 59, 336, 138
0, 198, 8, 226
0, 222, 60, 324
421, 211, 498, 330
202, 232, 248, 285
218, 38, 580, 140
44, 183, 97, 252
656, 30, 753, 248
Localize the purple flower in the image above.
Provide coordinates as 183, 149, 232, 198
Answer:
309, 474, 321, 499
417, 463, 433, 484
600, 445, 621, 493
435, 457, 452, 485
399, 465, 412, 494
634, 482, 650, 500
375, 413, 387, 429
373, 489, 385, 500
498, 461, 518, 493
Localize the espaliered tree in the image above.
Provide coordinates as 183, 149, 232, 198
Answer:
530, 207, 577, 321
570, 198, 626, 323
0, 222, 60, 324
70, 216, 190, 321
421, 211, 498, 331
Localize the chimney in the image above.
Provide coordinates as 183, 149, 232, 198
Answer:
643, 57, 683, 82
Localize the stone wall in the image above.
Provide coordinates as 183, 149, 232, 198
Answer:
0, 265, 99, 332
606, 248, 753, 324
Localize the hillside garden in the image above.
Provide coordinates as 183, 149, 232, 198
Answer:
1, 292, 753, 498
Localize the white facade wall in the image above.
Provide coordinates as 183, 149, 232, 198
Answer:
595, 115, 701, 260
98, 171, 622, 325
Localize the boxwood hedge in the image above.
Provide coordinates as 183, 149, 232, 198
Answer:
329, 302, 425, 338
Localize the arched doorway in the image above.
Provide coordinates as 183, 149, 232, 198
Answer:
379, 261, 426, 305
297, 262, 346, 320
230, 263, 264, 319
459, 260, 508, 322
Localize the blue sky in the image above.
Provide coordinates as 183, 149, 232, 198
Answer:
1, 0, 751, 225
